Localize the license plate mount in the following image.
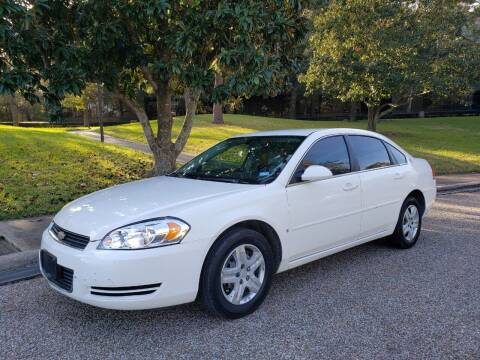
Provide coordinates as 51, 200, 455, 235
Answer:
41, 250, 58, 281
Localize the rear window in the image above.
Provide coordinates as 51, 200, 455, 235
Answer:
349, 135, 391, 170
385, 142, 407, 165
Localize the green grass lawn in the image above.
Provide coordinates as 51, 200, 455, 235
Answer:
103, 114, 480, 175
1, 114, 478, 220
0, 126, 152, 220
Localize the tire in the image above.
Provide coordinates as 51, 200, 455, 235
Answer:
390, 196, 422, 249
200, 228, 274, 319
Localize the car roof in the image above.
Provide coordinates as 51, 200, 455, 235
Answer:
234, 128, 381, 138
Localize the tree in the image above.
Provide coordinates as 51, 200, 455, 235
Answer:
301, 0, 480, 131
0, 0, 306, 174
0, 1, 86, 119
2, 1, 308, 175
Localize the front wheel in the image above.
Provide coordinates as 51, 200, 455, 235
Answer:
390, 196, 422, 249
200, 228, 274, 319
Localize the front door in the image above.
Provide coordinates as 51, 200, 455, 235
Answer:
285, 135, 362, 260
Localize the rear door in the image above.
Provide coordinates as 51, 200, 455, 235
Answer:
347, 135, 409, 238
285, 135, 362, 260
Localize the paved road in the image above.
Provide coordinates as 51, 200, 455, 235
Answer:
1, 192, 479, 359
70, 130, 195, 164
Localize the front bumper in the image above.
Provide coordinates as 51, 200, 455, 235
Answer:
40, 228, 206, 310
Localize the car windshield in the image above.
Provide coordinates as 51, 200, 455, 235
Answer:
169, 136, 305, 184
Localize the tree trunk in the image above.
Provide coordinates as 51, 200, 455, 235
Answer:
311, 91, 321, 118
7, 95, 19, 126
116, 86, 200, 177
406, 97, 413, 113
175, 88, 200, 156
83, 110, 90, 127
367, 105, 379, 132
289, 87, 298, 119
96, 84, 104, 142
154, 82, 176, 174
212, 72, 224, 124
350, 102, 358, 121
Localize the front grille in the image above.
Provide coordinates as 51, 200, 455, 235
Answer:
50, 223, 90, 250
90, 283, 161, 297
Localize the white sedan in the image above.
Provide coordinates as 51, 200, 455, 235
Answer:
40, 128, 436, 318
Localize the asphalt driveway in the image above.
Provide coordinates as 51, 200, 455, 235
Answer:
1, 191, 479, 359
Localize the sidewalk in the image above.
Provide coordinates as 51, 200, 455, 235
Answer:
436, 173, 480, 192
70, 130, 195, 164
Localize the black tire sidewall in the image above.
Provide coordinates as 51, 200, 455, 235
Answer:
201, 228, 274, 319
394, 197, 422, 248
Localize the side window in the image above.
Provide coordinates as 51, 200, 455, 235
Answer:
292, 136, 351, 183
384, 142, 407, 165
349, 136, 391, 170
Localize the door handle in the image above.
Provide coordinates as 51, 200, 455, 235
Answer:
343, 182, 359, 191
394, 172, 404, 180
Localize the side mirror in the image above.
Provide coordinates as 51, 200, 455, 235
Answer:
301, 165, 333, 182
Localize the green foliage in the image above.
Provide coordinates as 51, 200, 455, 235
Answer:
1, 1, 309, 105
0, 1, 86, 120
302, 0, 480, 110
75, 0, 309, 102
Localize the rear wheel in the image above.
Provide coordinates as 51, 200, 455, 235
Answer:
390, 196, 422, 249
200, 228, 274, 319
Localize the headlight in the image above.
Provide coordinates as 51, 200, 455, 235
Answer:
98, 218, 190, 250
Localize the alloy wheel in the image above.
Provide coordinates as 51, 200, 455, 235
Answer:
402, 204, 420, 241
221, 244, 266, 305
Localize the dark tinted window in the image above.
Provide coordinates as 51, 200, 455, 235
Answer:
292, 136, 351, 183
349, 136, 391, 170
385, 142, 407, 164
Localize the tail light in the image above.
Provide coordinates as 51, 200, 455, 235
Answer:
431, 164, 436, 178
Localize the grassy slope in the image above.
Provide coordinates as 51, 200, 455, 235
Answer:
0, 126, 152, 220
103, 114, 480, 175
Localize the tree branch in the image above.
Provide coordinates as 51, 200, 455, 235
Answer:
376, 94, 424, 120
378, 105, 396, 119
175, 87, 200, 155
141, 66, 158, 92
113, 91, 159, 152
120, 11, 159, 92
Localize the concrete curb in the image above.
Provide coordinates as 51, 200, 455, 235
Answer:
0, 250, 40, 286
0, 249, 39, 272
436, 181, 480, 193
0, 263, 40, 286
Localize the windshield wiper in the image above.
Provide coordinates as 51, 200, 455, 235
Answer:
169, 172, 257, 184
194, 176, 242, 183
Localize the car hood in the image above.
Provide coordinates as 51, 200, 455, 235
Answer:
53, 176, 254, 240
